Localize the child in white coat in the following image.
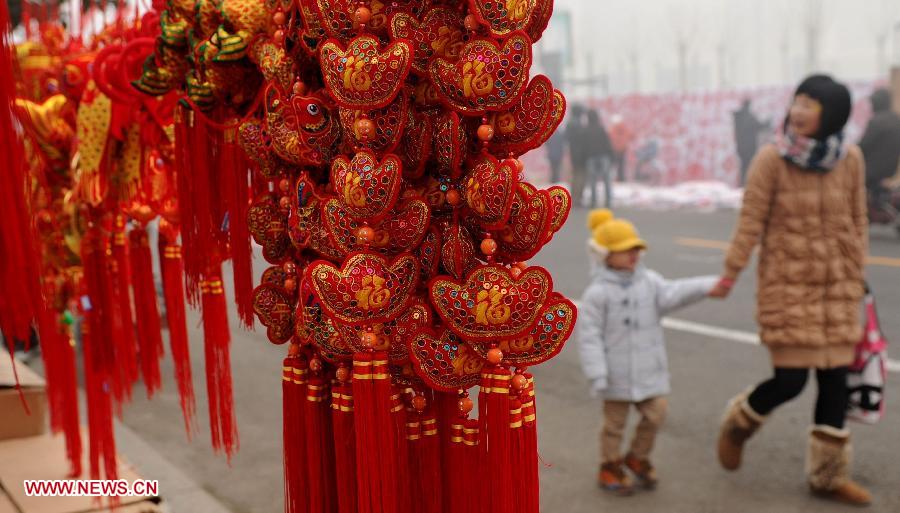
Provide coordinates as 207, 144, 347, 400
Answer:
577, 209, 719, 495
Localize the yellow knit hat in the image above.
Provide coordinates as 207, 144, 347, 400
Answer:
591, 218, 647, 253
586, 208, 614, 231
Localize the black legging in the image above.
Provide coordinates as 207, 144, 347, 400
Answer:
747, 367, 849, 429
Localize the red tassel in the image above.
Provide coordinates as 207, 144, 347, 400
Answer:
419, 408, 442, 513
0, 0, 44, 345
352, 352, 377, 513
158, 223, 196, 436
446, 416, 466, 513
37, 305, 82, 477
405, 410, 423, 513
201, 270, 239, 458
129, 226, 164, 398
462, 418, 480, 513
480, 366, 513, 513
331, 373, 357, 513
305, 369, 337, 513
111, 216, 140, 394
81, 231, 118, 481
221, 130, 254, 329
283, 349, 308, 513
521, 374, 539, 513
510, 398, 527, 512
392, 389, 411, 513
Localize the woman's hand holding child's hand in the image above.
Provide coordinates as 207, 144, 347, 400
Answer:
709, 277, 734, 299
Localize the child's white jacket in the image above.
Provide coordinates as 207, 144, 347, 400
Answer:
577, 263, 718, 402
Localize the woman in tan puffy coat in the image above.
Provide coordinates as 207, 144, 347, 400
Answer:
712, 75, 871, 506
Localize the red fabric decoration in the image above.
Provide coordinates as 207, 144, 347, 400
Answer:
201, 270, 239, 458
283, 350, 309, 513
331, 377, 357, 513
111, 217, 140, 396
128, 226, 164, 398
221, 129, 255, 329
158, 225, 196, 435
305, 371, 337, 513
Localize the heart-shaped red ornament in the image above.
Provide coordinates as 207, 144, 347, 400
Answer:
429, 264, 553, 342
408, 327, 484, 392
389, 8, 467, 75
526, 0, 553, 42
441, 221, 477, 280
296, 277, 348, 363
489, 75, 564, 156
467, 0, 537, 38
319, 35, 413, 109
335, 299, 431, 363
495, 184, 553, 262
544, 185, 571, 243
462, 154, 517, 230
330, 150, 403, 223
252, 284, 296, 344
429, 31, 532, 114
338, 89, 410, 153
248, 194, 291, 264
431, 111, 468, 179
399, 109, 433, 179
322, 197, 430, 256
469, 292, 576, 366
416, 226, 442, 285
307, 251, 419, 325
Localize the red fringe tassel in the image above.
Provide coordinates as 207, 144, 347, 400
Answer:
129, 227, 164, 398
283, 350, 308, 513
111, 217, 140, 396
305, 371, 336, 513
158, 225, 196, 436
201, 270, 238, 458
480, 366, 513, 513
221, 130, 254, 329
331, 375, 357, 513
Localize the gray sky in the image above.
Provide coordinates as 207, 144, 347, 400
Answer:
536, 0, 900, 98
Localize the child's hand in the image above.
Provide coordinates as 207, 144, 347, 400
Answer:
709, 277, 734, 299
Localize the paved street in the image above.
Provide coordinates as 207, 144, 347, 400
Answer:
113, 206, 900, 513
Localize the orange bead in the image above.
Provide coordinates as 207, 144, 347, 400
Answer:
514, 261, 528, 270
282, 261, 297, 275
509, 266, 522, 279
354, 6, 372, 25
355, 118, 375, 140
357, 226, 375, 243
487, 347, 503, 365
446, 189, 461, 206
476, 123, 494, 142
283, 278, 296, 292
511, 374, 527, 391
273, 29, 285, 44
309, 358, 323, 372
292, 81, 306, 95
272, 11, 286, 26
335, 366, 350, 383
288, 343, 301, 357
480, 237, 497, 256
360, 331, 378, 348
279, 195, 291, 209
458, 396, 474, 414
279, 178, 291, 193
464, 14, 480, 31
411, 395, 427, 412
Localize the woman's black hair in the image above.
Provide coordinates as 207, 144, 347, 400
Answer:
788, 74, 852, 140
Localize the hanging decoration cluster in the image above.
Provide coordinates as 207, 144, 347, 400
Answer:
3, 0, 574, 511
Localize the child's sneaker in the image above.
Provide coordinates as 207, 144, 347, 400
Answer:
598, 461, 634, 495
624, 453, 658, 489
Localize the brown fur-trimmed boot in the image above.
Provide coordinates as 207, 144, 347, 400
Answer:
717, 390, 767, 471
806, 426, 872, 507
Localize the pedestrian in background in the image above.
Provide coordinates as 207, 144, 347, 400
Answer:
712, 75, 871, 506
608, 114, 633, 182
566, 105, 589, 207
578, 209, 718, 496
584, 109, 614, 208
732, 98, 768, 186
859, 88, 900, 211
